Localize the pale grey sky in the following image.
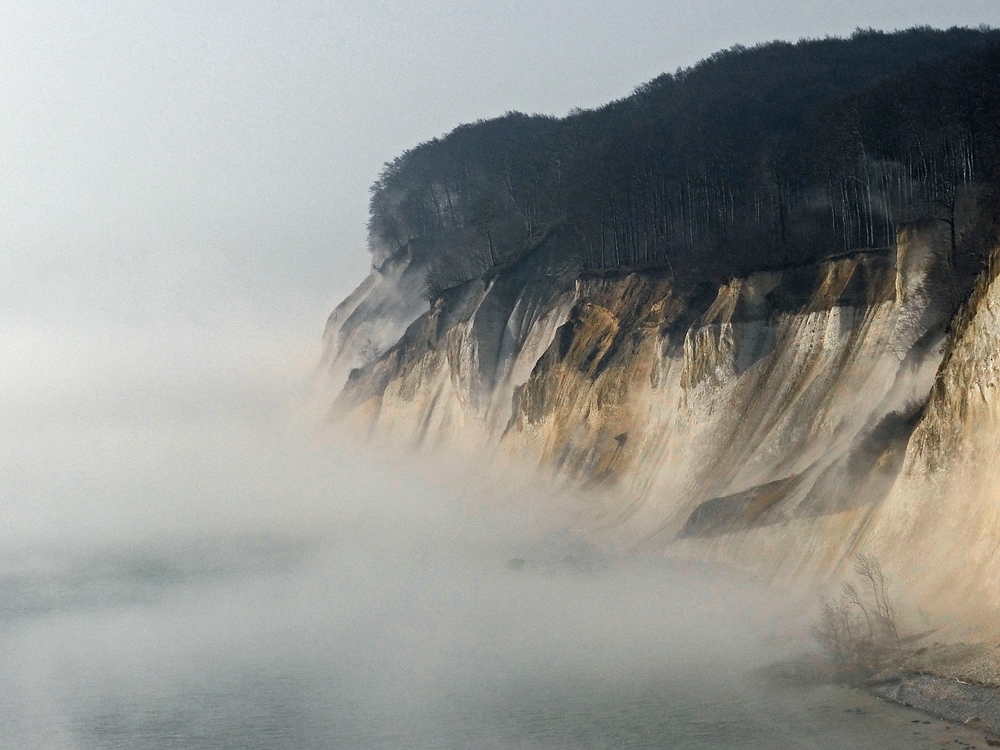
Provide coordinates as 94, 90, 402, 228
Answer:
1, 0, 997, 334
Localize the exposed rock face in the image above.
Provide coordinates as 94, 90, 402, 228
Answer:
320, 246, 429, 391
325, 224, 1000, 628
860, 251, 1000, 630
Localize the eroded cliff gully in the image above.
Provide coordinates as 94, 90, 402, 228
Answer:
323, 224, 1000, 632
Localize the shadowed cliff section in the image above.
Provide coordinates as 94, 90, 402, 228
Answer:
676, 399, 925, 539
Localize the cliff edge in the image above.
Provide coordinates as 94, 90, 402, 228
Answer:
320, 221, 1000, 631
321, 30, 1000, 635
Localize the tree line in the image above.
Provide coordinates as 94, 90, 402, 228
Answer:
366, 27, 1000, 294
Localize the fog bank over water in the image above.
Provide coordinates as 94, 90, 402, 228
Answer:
0, 271, 964, 747
7, 4, 1000, 743
0, 288, 799, 747
0, 239, 833, 747
0, 380, 963, 749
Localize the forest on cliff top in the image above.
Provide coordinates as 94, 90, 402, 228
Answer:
366, 27, 1000, 297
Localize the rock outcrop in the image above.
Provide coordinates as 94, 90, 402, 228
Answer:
325, 222, 1000, 631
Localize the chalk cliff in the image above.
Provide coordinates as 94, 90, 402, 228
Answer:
322, 30, 1000, 633
320, 220, 1000, 628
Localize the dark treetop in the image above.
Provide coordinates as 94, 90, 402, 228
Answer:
368, 27, 1000, 296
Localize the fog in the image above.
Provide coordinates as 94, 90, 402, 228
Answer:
0, 239, 913, 747
0, 261, 958, 747
5, 1, 1000, 746
0, 278, 795, 746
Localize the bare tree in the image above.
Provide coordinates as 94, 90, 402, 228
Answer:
422, 238, 495, 301
855, 552, 901, 649
811, 554, 903, 683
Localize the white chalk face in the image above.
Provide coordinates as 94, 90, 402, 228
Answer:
2, 2, 998, 747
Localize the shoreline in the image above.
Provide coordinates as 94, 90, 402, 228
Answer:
865, 672, 1000, 743
762, 642, 1000, 745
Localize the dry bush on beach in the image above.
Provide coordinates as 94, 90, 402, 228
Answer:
812, 553, 903, 682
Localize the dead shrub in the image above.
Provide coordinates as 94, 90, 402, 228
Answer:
812, 553, 902, 683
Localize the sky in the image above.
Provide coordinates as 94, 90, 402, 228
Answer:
0, 0, 998, 532
2, 0, 998, 335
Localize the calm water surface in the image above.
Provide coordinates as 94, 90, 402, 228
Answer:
0, 522, 968, 749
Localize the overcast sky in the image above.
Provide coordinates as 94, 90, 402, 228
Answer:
2, 0, 998, 336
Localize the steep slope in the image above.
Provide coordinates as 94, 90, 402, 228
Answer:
320, 245, 429, 390
322, 29, 1000, 635
858, 252, 1000, 631
327, 225, 957, 585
